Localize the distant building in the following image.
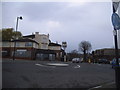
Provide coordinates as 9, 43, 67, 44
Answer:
93, 48, 120, 61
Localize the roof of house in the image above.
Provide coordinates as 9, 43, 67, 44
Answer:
49, 42, 61, 46
23, 34, 35, 38
2, 40, 11, 42
11, 38, 39, 44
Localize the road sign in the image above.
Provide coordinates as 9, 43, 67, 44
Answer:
112, 13, 120, 30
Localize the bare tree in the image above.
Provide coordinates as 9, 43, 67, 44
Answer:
79, 41, 92, 62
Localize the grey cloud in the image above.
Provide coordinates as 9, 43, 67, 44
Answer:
2, 2, 114, 52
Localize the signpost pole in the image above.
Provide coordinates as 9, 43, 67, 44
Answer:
112, 1, 120, 89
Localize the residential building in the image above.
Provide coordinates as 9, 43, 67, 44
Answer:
36, 42, 63, 61
2, 39, 39, 60
23, 32, 49, 49
2, 32, 64, 61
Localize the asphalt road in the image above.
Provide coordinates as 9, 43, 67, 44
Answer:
2, 59, 115, 88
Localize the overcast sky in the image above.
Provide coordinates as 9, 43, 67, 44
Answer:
2, 1, 115, 52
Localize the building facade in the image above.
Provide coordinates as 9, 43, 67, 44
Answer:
93, 48, 120, 61
23, 32, 49, 49
2, 32, 64, 61
2, 39, 39, 60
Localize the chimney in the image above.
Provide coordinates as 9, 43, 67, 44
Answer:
48, 34, 49, 38
35, 32, 39, 35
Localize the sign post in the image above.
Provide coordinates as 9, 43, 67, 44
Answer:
111, 1, 120, 90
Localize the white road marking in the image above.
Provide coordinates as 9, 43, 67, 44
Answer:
88, 82, 115, 90
93, 86, 102, 88
35, 63, 55, 68
47, 63, 69, 66
74, 65, 80, 68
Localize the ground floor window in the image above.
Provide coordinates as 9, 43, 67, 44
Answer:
36, 53, 55, 61
2, 51, 9, 57
12, 50, 31, 58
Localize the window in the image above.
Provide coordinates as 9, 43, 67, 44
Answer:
42, 37, 48, 43
2, 42, 9, 47
16, 42, 20, 47
25, 42, 33, 47
42, 44, 47, 49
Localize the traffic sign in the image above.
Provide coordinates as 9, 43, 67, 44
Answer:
112, 13, 120, 30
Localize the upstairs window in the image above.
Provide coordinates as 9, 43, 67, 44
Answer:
25, 42, 33, 47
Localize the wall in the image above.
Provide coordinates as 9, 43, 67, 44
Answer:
48, 46, 61, 50
3, 41, 39, 49
34, 32, 49, 49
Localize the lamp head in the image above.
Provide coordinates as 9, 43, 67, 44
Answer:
19, 16, 23, 20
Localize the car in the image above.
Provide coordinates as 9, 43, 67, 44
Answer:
72, 58, 83, 63
98, 59, 110, 64
111, 58, 120, 68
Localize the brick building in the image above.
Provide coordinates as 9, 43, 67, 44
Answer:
93, 48, 120, 61
1, 32, 64, 61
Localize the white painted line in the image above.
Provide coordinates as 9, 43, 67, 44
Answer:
93, 85, 102, 88
88, 82, 115, 90
88, 85, 102, 90
35, 63, 55, 68
47, 63, 69, 66
74, 65, 80, 68
35, 63, 44, 67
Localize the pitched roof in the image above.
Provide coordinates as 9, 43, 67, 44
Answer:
49, 43, 61, 46
11, 38, 39, 44
23, 34, 35, 38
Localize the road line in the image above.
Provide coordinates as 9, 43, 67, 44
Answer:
35, 63, 55, 68
47, 63, 69, 66
88, 85, 102, 90
88, 82, 115, 90
74, 65, 80, 68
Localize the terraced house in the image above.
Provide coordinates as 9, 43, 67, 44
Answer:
2, 32, 64, 61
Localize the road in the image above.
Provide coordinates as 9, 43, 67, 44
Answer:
2, 59, 115, 88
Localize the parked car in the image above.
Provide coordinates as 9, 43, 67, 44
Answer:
72, 58, 83, 63
98, 59, 110, 64
111, 58, 120, 68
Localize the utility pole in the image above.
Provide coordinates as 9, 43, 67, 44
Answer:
13, 16, 23, 60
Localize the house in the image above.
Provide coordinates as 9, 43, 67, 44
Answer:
2, 39, 39, 60
23, 32, 49, 49
35, 42, 63, 61
2, 32, 64, 61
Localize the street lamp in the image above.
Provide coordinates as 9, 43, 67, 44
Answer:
13, 16, 23, 60
62, 42, 67, 62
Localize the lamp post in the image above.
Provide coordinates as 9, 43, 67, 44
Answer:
62, 42, 67, 62
13, 16, 23, 60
